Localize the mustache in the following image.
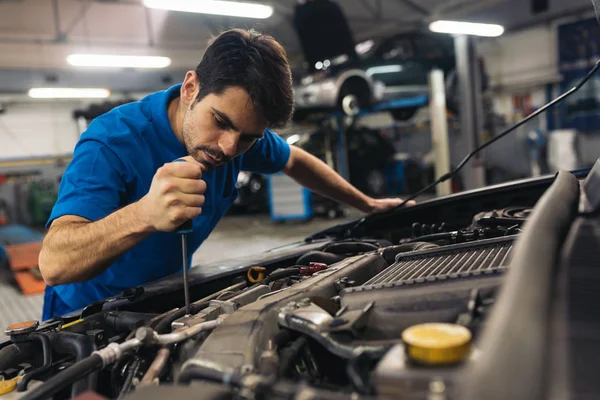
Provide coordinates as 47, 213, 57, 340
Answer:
196, 146, 231, 164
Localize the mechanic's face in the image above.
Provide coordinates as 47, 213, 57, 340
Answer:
179, 72, 267, 171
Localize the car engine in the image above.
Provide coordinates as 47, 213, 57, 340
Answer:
1, 162, 599, 400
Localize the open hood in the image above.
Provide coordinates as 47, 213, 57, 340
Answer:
293, 0, 358, 72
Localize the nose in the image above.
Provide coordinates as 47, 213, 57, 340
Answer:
218, 131, 239, 158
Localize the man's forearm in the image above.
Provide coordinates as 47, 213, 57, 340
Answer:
282, 146, 374, 213
39, 202, 153, 286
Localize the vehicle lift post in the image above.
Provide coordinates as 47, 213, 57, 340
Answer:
455, 34, 486, 190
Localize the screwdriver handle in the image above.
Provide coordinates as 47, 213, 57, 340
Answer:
173, 158, 194, 234
178, 220, 193, 234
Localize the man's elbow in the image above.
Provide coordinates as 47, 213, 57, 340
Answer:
38, 247, 69, 286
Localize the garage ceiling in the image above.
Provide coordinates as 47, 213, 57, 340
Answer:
0, 0, 595, 94
1, 0, 590, 69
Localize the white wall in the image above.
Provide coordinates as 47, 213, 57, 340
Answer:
478, 25, 560, 92
0, 101, 83, 160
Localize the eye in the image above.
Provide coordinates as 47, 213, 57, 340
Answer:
214, 116, 228, 130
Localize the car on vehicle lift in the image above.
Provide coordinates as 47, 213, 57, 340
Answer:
291, 0, 488, 121
293, 31, 463, 121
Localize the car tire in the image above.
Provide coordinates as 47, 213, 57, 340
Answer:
390, 107, 418, 121
338, 78, 371, 116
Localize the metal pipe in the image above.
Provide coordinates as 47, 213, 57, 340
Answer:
145, 320, 220, 346
140, 346, 172, 386
181, 235, 191, 315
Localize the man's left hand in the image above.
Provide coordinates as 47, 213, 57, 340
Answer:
365, 197, 416, 214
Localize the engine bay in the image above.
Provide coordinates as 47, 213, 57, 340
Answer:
1, 164, 598, 400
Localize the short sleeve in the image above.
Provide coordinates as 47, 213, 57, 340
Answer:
240, 129, 291, 174
47, 139, 128, 228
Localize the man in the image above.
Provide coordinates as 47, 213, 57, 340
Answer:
39, 29, 411, 320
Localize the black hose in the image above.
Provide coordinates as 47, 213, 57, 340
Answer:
273, 329, 292, 348
379, 242, 439, 264
407, 232, 454, 243
48, 331, 96, 397
154, 301, 209, 334
20, 354, 103, 400
296, 251, 344, 266
0, 342, 37, 372
279, 337, 307, 377
117, 358, 141, 400
17, 333, 52, 392
105, 311, 158, 332
178, 364, 243, 387
263, 268, 301, 285
323, 242, 378, 254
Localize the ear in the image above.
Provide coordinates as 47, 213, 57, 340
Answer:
180, 71, 200, 107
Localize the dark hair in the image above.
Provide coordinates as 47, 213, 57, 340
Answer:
194, 29, 294, 129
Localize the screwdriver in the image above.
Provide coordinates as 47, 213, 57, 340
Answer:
173, 158, 194, 316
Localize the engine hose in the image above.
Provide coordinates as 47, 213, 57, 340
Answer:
296, 251, 344, 266
0, 342, 38, 372
140, 346, 171, 386
20, 354, 104, 400
407, 232, 456, 243
105, 311, 158, 332
322, 242, 378, 255
116, 358, 142, 400
278, 313, 388, 360
154, 301, 209, 334
279, 337, 307, 377
178, 364, 243, 387
48, 331, 96, 397
263, 268, 301, 285
379, 242, 439, 264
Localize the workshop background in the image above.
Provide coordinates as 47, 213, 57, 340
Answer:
0, 0, 597, 332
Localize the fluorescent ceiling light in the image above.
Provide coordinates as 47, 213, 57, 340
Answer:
367, 65, 403, 76
286, 134, 300, 145
28, 88, 110, 99
67, 54, 171, 69
355, 39, 374, 55
143, 0, 273, 19
429, 20, 504, 37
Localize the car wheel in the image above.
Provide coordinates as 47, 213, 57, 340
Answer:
338, 78, 371, 116
390, 107, 418, 121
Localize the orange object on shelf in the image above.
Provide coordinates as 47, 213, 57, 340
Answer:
4, 242, 46, 295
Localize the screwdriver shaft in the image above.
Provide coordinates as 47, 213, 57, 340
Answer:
181, 233, 191, 315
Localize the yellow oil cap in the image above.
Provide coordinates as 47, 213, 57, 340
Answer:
0, 376, 22, 395
402, 323, 472, 365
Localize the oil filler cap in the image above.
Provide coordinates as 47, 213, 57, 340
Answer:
402, 323, 472, 365
5, 320, 38, 336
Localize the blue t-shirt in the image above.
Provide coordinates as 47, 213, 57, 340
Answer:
42, 84, 290, 320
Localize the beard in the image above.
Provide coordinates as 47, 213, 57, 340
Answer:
182, 113, 231, 171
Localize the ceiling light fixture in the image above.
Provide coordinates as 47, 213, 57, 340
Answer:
67, 54, 172, 69
286, 134, 300, 145
28, 88, 111, 99
429, 20, 504, 37
143, 0, 273, 19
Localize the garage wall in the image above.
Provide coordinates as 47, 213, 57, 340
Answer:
478, 25, 560, 91
0, 101, 82, 160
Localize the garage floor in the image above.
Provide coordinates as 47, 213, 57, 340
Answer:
0, 212, 358, 337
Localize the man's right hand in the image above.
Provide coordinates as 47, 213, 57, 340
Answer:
138, 156, 207, 232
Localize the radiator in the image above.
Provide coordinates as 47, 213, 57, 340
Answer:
363, 236, 516, 288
